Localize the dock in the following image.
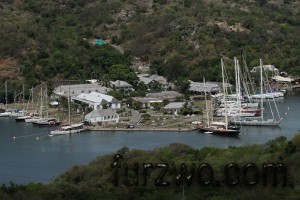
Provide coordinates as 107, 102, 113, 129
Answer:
87, 126, 198, 132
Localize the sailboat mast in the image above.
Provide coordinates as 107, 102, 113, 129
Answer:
31, 87, 34, 112
22, 84, 25, 110
5, 80, 7, 109
260, 59, 264, 120
221, 59, 228, 130
237, 59, 242, 120
203, 77, 209, 127
46, 86, 48, 117
40, 87, 43, 118
234, 57, 238, 104
68, 85, 71, 126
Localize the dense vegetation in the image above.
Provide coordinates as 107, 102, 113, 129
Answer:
0, 0, 300, 79
0, 0, 299, 93
0, 133, 300, 199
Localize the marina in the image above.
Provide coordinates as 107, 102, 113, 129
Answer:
0, 89, 299, 185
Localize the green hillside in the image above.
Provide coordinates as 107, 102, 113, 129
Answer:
0, 0, 299, 87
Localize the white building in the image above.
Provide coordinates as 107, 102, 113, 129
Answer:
146, 91, 183, 101
85, 108, 119, 123
132, 97, 163, 108
250, 65, 279, 75
53, 83, 110, 98
110, 80, 134, 91
164, 102, 185, 114
188, 81, 220, 94
72, 92, 121, 110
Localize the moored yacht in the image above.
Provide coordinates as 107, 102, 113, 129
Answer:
50, 123, 86, 136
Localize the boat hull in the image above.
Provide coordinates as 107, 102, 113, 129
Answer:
50, 129, 85, 135
230, 118, 282, 126
198, 126, 240, 136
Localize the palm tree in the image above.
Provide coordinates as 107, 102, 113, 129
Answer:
98, 74, 111, 87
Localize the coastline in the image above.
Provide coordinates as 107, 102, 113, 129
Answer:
87, 126, 198, 132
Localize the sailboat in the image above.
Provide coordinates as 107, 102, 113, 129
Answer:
32, 86, 61, 126
0, 80, 11, 117
50, 86, 85, 136
25, 87, 43, 123
214, 58, 261, 118
15, 87, 36, 122
231, 59, 283, 126
198, 59, 240, 136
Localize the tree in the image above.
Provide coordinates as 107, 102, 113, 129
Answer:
258, 0, 267, 6
242, 19, 255, 29
133, 101, 143, 110
175, 76, 190, 94
152, 102, 162, 111
98, 74, 111, 87
108, 64, 138, 85
90, 45, 130, 72
107, 90, 124, 100
149, 81, 162, 92
135, 82, 148, 96
164, 52, 187, 82
163, 99, 170, 106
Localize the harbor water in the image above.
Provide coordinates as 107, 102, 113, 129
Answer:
0, 89, 299, 184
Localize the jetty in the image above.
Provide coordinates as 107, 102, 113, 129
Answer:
87, 126, 198, 132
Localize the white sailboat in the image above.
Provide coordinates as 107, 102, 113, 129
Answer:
15, 87, 36, 122
50, 86, 85, 136
25, 87, 43, 123
231, 59, 283, 126
198, 59, 240, 136
0, 80, 11, 117
214, 58, 261, 118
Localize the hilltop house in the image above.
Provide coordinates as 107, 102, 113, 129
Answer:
85, 108, 119, 123
138, 74, 174, 91
72, 92, 121, 110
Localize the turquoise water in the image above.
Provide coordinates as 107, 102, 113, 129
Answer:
0, 89, 299, 184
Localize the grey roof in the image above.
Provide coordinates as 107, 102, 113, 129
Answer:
146, 91, 183, 99
208, 82, 233, 89
138, 75, 152, 85
53, 83, 110, 97
110, 80, 133, 88
188, 81, 220, 93
164, 102, 184, 109
133, 97, 163, 104
138, 74, 168, 85
85, 108, 118, 118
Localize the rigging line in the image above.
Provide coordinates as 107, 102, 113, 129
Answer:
242, 55, 255, 95
263, 67, 280, 119
223, 65, 232, 95
13, 132, 49, 139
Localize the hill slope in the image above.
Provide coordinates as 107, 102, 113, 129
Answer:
0, 0, 299, 86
